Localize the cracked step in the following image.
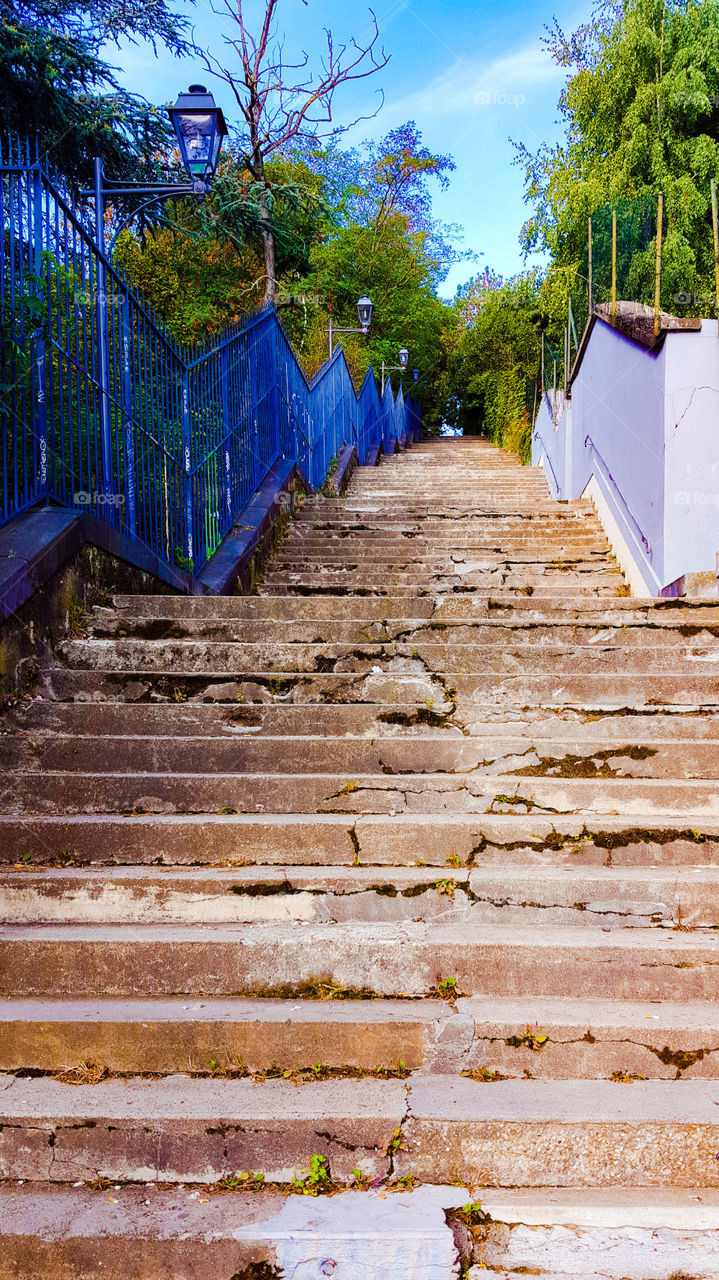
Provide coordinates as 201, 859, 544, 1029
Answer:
4, 921, 719, 1000
5, 863, 719, 929
2, 1074, 719, 1188
6, 994, 719, 1080
10, 701, 719, 742
54, 638, 719, 676
4, 812, 718, 867
33, 668, 719, 707
6, 733, 719, 780
6, 768, 719, 816
108, 593, 719, 620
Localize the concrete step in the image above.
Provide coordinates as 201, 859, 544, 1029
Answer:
3, 812, 716, 867
8, 732, 719, 780
109, 593, 719, 621
7, 1184, 716, 1280
4, 921, 719, 1000
35, 668, 719, 711
4, 864, 719, 928
7, 767, 719, 816
11, 700, 719, 741
55, 637, 719, 676
2, 1074, 719, 1187
258, 572, 625, 593
89, 613, 719, 646
5, 994, 719, 1079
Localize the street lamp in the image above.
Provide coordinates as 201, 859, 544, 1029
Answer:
329, 296, 373, 357
83, 84, 228, 255
168, 85, 228, 184
381, 345, 410, 395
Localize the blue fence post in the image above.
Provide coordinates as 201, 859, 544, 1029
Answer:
120, 291, 136, 539
221, 343, 232, 524
180, 370, 195, 569
93, 158, 114, 506
31, 170, 48, 502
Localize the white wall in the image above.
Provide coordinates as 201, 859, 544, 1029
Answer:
533, 316, 719, 596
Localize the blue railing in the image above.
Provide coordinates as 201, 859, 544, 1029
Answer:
0, 140, 420, 577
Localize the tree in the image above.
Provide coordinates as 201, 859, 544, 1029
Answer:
437, 270, 543, 457
515, 0, 719, 310
0, 0, 191, 187
201, 0, 389, 302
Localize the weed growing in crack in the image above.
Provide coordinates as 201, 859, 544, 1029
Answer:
385, 1127, 406, 1156
437, 976, 459, 1000
216, 1172, 266, 1192
292, 1154, 332, 1195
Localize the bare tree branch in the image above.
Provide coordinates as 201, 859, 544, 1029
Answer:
198, 0, 389, 301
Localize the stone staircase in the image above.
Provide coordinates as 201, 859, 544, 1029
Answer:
2, 436, 719, 1278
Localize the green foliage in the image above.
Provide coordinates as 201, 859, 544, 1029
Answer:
291, 1154, 332, 1195
117, 123, 456, 414
437, 269, 543, 459
0, 0, 189, 188
516, 0, 719, 311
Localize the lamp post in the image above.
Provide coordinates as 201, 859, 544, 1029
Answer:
83, 84, 229, 255
80, 83, 228, 548
381, 346, 409, 395
329, 296, 373, 358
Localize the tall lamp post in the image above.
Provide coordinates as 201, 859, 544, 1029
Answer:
83, 84, 229, 255
80, 84, 228, 552
329, 296, 373, 358
381, 346, 409, 395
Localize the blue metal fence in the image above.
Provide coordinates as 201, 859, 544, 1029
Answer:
0, 142, 420, 577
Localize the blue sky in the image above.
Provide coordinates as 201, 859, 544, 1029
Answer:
112, 0, 588, 298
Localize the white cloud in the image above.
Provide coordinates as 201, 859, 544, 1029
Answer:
385, 40, 564, 122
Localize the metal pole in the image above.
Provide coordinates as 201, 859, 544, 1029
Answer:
328, 315, 333, 359
654, 192, 664, 339
611, 209, 617, 322
180, 369, 195, 570
120, 293, 136, 539
93, 157, 113, 502
588, 216, 593, 316
381, 361, 385, 397
32, 170, 48, 503
711, 179, 719, 333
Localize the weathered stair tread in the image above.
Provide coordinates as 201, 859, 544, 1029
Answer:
9, 732, 719, 780
5, 994, 719, 1079
0, 995, 449, 1072
8, 768, 719, 818
6, 863, 719, 929
4, 920, 719, 1001
0, 1183, 468, 1280
4, 810, 719, 868
12, 701, 719, 741
3, 1074, 719, 1187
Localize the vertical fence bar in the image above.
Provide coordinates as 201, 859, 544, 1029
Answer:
180, 369, 194, 569
93, 158, 113, 501
120, 291, 136, 539
588, 216, 593, 317
611, 209, 617, 322
221, 344, 233, 525
32, 169, 48, 501
711, 180, 719, 338
654, 192, 664, 339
